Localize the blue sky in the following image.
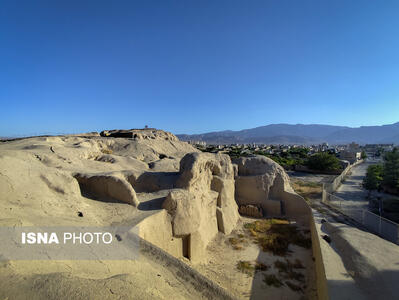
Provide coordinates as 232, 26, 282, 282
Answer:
1, 0, 399, 136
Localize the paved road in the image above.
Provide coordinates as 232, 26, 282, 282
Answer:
331, 158, 382, 212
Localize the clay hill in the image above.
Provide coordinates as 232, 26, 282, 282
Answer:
0, 129, 312, 299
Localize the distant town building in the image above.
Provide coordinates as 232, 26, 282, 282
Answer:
347, 142, 360, 151
339, 150, 361, 164
364, 144, 394, 152
187, 140, 206, 146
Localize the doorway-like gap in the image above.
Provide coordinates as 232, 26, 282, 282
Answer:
182, 235, 191, 259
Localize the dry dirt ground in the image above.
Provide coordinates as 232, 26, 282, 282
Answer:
0, 256, 211, 300
190, 217, 317, 300
288, 171, 335, 204
287, 171, 336, 185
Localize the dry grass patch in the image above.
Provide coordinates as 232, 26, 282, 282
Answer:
293, 180, 321, 188
228, 231, 249, 250
292, 258, 305, 269
263, 274, 284, 288
228, 236, 245, 250
285, 281, 303, 292
260, 258, 306, 291
256, 258, 307, 293
236, 261, 254, 275
229, 237, 240, 245
236, 260, 269, 275
292, 180, 322, 201
244, 219, 311, 256
274, 259, 305, 272
274, 259, 305, 283
254, 261, 269, 272
100, 148, 113, 154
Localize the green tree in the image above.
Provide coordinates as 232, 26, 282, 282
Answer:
289, 147, 309, 158
363, 164, 383, 190
361, 150, 367, 159
383, 148, 399, 189
306, 152, 341, 171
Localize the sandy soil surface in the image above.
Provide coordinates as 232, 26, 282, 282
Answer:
0, 256, 212, 300
287, 171, 336, 185
189, 217, 317, 300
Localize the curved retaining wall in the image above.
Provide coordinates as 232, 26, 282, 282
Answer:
284, 192, 329, 300
309, 211, 329, 300
323, 160, 364, 193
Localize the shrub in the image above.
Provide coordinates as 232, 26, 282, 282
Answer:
236, 261, 254, 275
363, 164, 383, 190
274, 259, 305, 282
306, 152, 341, 171
244, 219, 311, 256
228, 236, 245, 250
285, 281, 303, 292
263, 274, 284, 288
383, 148, 399, 190
100, 148, 113, 154
255, 261, 269, 272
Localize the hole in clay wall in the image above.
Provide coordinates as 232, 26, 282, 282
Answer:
210, 176, 222, 207
182, 235, 191, 259
216, 194, 222, 207
216, 209, 224, 232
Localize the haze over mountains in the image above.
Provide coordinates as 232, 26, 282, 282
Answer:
177, 122, 399, 145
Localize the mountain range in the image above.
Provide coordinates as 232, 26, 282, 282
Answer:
177, 122, 399, 145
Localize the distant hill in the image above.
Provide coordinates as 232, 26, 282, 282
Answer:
177, 122, 399, 145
